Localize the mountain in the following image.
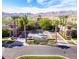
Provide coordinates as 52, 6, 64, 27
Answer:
2, 12, 12, 17
37, 10, 77, 16
2, 10, 77, 17
2, 12, 35, 17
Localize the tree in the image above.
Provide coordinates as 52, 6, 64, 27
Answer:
52, 19, 60, 42
17, 18, 23, 28
11, 16, 19, 38
59, 16, 68, 39
59, 16, 68, 26
63, 16, 68, 39
21, 16, 28, 40
19, 19, 24, 30
38, 18, 52, 30
27, 20, 35, 30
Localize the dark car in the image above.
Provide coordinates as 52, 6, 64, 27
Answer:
2, 57, 5, 59
56, 43, 70, 49
2, 40, 8, 47
56, 45, 70, 49
2, 40, 23, 48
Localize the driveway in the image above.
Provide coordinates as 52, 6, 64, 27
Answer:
3, 45, 77, 59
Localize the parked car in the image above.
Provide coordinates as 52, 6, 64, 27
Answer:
2, 40, 23, 48
56, 43, 70, 49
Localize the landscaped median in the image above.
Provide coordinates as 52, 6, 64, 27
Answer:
16, 56, 68, 59
26, 38, 56, 46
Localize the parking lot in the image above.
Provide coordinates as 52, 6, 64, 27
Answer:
3, 45, 77, 59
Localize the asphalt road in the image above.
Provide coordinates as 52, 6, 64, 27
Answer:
3, 45, 77, 59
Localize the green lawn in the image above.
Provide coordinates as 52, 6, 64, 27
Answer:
17, 56, 67, 59
2, 37, 11, 40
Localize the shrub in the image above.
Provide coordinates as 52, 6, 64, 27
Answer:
71, 30, 77, 38
48, 39, 56, 45
2, 29, 9, 38
47, 39, 56, 40
34, 41, 40, 44
27, 40, 34, 44
40, 42, 48, 45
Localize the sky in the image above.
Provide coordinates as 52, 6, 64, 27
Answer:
2, 0, 77, 13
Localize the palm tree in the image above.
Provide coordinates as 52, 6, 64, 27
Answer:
59, 16, 66, 30
63, 16, 68, 38
52, 19, 59, 42
17, 17, 24, 35
21, 16, 28, 41
11, 16, 19, 39
59, 16, 68, 38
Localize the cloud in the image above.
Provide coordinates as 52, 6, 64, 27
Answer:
27, 0, 32, 3
3, 6, 76, 14
36, 0, 61, 7
3, 0, 76, 13
36, 0, 76, 8
37, 0, 46, 4
61, 0, 76, 7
